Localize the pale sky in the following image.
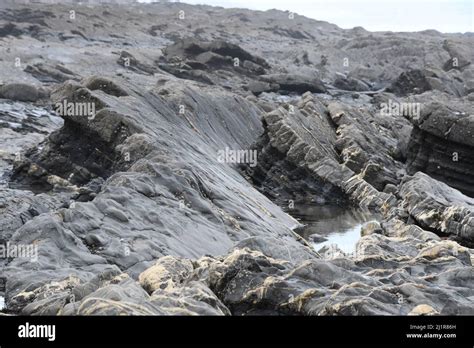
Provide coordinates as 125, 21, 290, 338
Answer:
139, 0, 474, 33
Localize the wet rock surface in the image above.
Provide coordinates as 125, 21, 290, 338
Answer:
0, 1, 473, 316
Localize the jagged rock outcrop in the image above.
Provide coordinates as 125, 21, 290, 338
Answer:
0, 1, 473, 317
159, 38, 271, 90
247, 93, 398, 212
12, 237, 473, 315
399, 172, 474, 247
406, 100, 474, 197
387, 68, 467, 97
246, 93, 343, 206
12, 79, 135, 188
3, 75, 307, 310
327, 101, 410, 191
163, 38, 269, 70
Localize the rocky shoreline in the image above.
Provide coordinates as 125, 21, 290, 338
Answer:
0, 2, 473, 316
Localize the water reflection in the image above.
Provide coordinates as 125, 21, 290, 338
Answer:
287, 204, 378, 254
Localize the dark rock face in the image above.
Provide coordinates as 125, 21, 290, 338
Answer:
387, 68, 468, 97
246, 80, 279, 95
246, 93, 347, 206
407, 127, 474, 197
245, 92, 407, 214
164, 38, 269, 69
159, 38, 271, 90
387, 69, 433, 96
12, 79, 134, 188
333, 75, 371, 91
406, 101, 474, 197
0, 23, 23, 38
259, 74, 327, 94
0, 1, 473, 316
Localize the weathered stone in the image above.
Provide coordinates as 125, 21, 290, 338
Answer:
408, 304, 439, 316
399, 172, 474, 246
0, 1, 473, 318
260, 74, 327, 94
139, 256, 194, 294
0, 83, 46, 102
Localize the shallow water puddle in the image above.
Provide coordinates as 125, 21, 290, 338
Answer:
287, 204, 378, 255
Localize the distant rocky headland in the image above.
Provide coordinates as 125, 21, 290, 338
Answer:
0, 0, 473, 316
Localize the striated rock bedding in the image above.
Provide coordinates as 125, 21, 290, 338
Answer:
0, 2, 473, 316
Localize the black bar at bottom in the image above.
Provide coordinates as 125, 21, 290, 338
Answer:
0, 315, 472, 346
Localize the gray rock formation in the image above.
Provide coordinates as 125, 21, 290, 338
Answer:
399, 172, 474, 247
0, 83, 48, 102
259, 74, 327, 94
406, 99, 474, 197
0, 1, 473, 317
